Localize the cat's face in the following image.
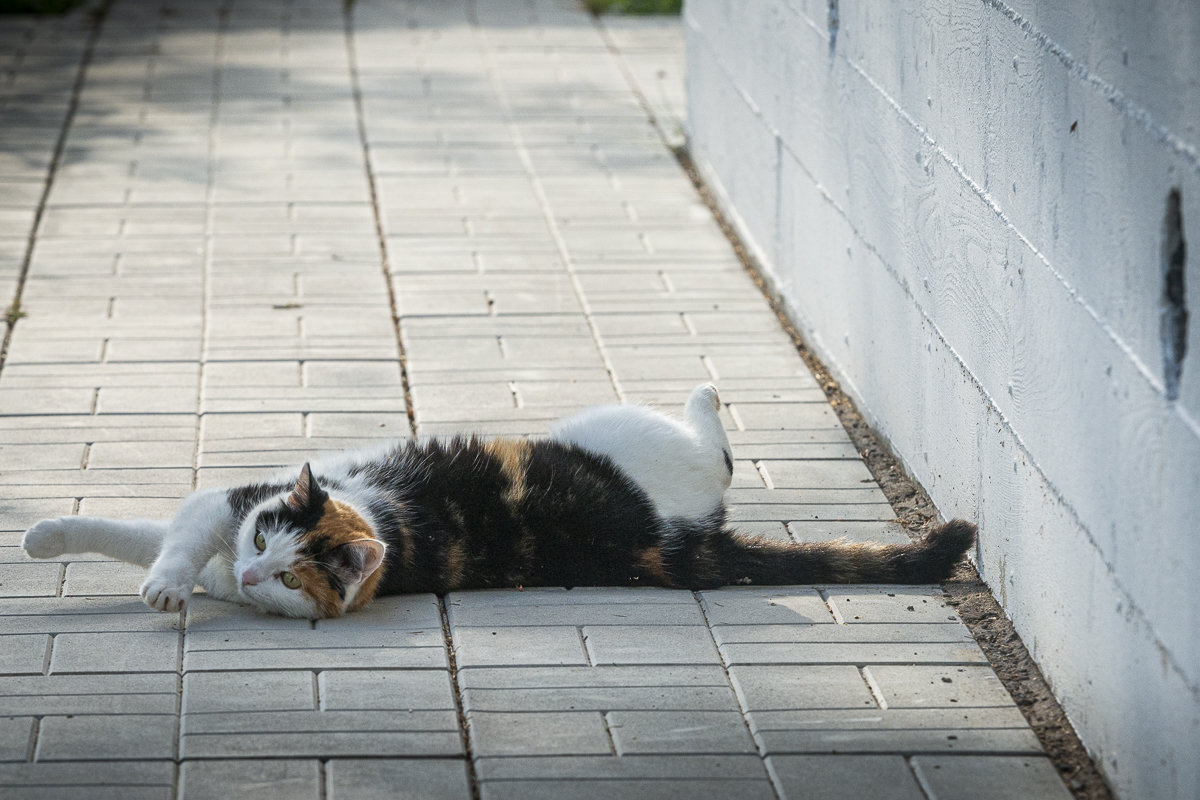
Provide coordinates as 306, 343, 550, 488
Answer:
234, 464, 386, 618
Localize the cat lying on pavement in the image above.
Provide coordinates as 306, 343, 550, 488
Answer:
22, 384, 975, 619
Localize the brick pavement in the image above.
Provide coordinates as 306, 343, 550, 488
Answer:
0, 1, 1072, 798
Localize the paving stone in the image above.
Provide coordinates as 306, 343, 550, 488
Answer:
582, 625, 721, 665
180, 709, 462, 758
699, 587, 835, 626
0, 673, 177, 715
767, 754, 927, 800
0, 597, 176, 635
468, 711, 612, 757
183, 627, 445, 672
910, 755, 1074, 799
460, 666, 737, 712
824, 587, 962, 624
178, 760, 320, 800
0, 562, 63, 597
452, 626, 588, 668
0, 761, 174, 797
751, 706, 1042, 754
866, 665, 1019, 709
319, 669, 456, 711
62, 560, 145, 596
0, 717, 33, 762
606, 710, 757, 755
729, 665, 878, 711
50, 631, 180, 674
481, 778, 776, 800
327, 759, 472, 800
183, 670, 315, 713
36, 713, 176, 760
712, 623, 987, 666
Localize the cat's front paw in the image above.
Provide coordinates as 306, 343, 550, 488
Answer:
140, 575, 193, 613
22, 519, 67, 559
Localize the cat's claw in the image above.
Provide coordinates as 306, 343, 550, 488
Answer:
22, 519, 66, 559
140, 576, 192, 613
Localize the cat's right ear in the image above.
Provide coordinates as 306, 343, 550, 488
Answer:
286, 463, 325, 512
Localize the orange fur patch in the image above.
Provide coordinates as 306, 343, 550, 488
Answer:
636, 546, 671, 586
443, 540, 467, 591
483, 438, 530, 505
302, 499, 384, 617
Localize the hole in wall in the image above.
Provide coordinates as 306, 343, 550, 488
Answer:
1161, 187, 1188, 401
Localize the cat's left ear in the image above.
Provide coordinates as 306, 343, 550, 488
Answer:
286, 463, 327, 512
329, 538, 387, 583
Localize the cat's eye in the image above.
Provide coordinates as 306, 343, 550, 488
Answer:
280, 571, 301, 590
254, 531, 266, 551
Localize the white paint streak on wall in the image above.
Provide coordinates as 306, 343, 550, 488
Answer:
685, 1, 1200, 798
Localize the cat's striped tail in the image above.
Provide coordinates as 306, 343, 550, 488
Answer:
717, 520, 977, 585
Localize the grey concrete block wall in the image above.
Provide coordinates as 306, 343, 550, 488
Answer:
684, 1, 1199, 798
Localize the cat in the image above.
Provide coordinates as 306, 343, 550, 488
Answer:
20, 384, 976, 619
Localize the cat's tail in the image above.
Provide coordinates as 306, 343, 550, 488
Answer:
717, 520, 977, 585
658, 516, 976, 587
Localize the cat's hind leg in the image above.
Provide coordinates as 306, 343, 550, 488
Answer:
684, 383, 734, 486
550, 383, 733, 519
22, 516, 168, 567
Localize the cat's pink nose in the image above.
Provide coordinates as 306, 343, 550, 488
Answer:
240, 569, 261, 588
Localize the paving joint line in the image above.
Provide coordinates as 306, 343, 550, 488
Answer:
0, 0, 113, 377
343, 0, 418, 441
692, 589, 784, 800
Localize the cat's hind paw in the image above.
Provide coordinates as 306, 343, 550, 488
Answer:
140, 575, 192, 613
22, 519, 67, 559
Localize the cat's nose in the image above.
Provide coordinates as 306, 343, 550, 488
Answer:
240, 569, 261, 587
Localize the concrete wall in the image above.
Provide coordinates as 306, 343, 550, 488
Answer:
684, 2, 1199, 798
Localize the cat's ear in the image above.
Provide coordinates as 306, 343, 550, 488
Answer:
329, 538, 387, 583
286, 463, 326, 512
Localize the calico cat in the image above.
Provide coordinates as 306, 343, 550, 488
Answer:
21, 384, 975, 619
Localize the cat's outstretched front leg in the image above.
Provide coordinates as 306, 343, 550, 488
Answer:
140, 488, 237, 613
23, 516, 169, 566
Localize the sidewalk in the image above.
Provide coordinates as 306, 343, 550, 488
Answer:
0, 1, 1071, 798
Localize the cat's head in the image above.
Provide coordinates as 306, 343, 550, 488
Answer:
234, 463, 386, 618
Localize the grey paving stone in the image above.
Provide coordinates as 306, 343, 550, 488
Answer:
866, 665, 1019, 709
699, 587, 835, 626
183, 670, 315, 713
460, 665, 737, 712
582, 625, 721, 665
62, 560, 145, 596
447, 587, 703, 626
181, 709, 462, 759
0, 597, 176, 635
476, 753, 769, 781
183, 629, 445, 672
481, 779, 776, 800
0, 562, 62, 597
606, 710, 757, 755
712, 623, 987, 666
468, 711, 612, 757
0, 673, 177, 715
319, 669, 456, 711
788, 520, 914, 545
50, 631, 180, 674
729, 665, 878, 711
36, 713, 176, 760
452, 626, 588, 668
825, 587, 962, 624
911, 755, 1074, 799
0, 717, 33, 762
327, 759, 471, 800
0, 761, 174, 797
178, 759, 320, 800
767, 754, 927, 800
